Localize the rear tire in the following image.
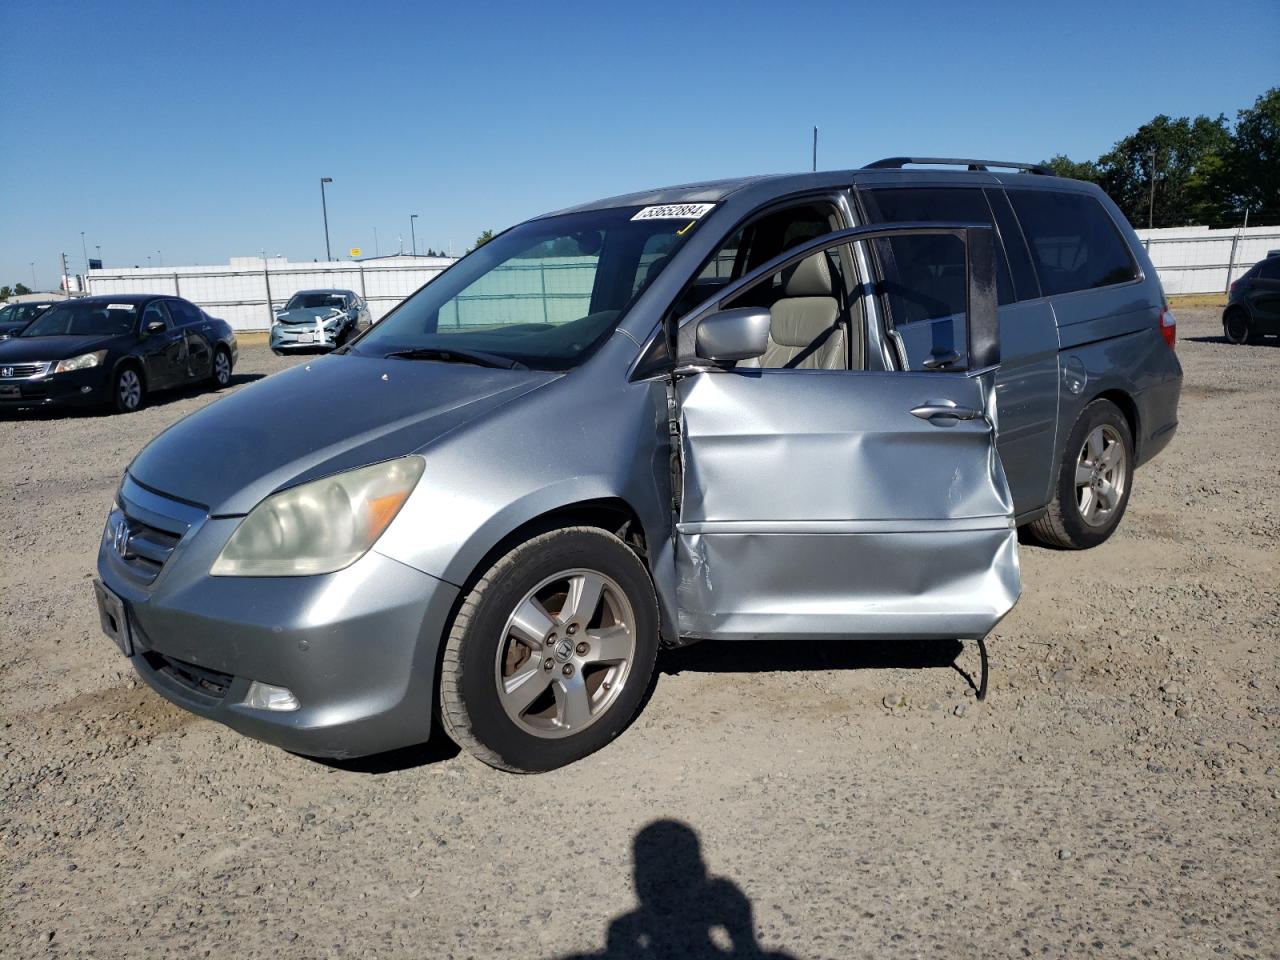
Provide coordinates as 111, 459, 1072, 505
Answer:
1223, 308, 1252, 344
210, 346, 232, 388
439, 527, 659, 773
112, 365, 145, 414
1028, 399, 1133, 550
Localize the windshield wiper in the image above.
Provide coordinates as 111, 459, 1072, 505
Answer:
383, 346, 526, 369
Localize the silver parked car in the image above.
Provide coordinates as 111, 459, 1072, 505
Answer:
95, 159, 1180, 771
270, 289, 370, 354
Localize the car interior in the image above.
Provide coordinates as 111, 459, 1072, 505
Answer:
676, 200, 865, 371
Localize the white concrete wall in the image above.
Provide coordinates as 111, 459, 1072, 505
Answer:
1134, 225, 1280, 295
86, 256, 456, 331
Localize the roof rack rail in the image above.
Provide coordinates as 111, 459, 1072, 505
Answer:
863, 157, 1054, 176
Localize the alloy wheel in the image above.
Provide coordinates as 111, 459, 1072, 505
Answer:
118, 370, 142, 410
494, 569, 637, 739
1074, 424, 1127, 527
213, 351, 231, 386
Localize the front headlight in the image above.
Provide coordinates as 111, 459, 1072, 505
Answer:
54, 350, 107, 373
211, 456, 425, 576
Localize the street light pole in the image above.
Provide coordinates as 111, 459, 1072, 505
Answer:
410, 214, 419, 257
80, 232, 88, 274
320, 177, 334, 261
30, 262, 36, 290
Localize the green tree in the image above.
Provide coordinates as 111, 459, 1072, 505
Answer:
1214, 87, 1280, 225
1095, 114, 1231, 228
1042, 154, 1102, 183
13, 282, 31, 296
473, 229, 495, 249
0, 286, 11, 302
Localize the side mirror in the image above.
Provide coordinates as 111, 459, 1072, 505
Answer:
145, 320, 166, 335
694, 307, 771, 364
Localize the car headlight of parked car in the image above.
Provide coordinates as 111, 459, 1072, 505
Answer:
211, 456, 425, 576
53, 350, 107, 373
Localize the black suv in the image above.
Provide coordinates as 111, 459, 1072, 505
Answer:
1224, 254, 1280, 343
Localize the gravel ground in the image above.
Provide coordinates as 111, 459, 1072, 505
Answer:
2, 307, 1277, 959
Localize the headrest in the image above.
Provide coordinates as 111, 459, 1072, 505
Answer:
782, 253, 833, 298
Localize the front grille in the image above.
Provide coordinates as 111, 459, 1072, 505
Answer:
142, 651, 232, 701
0, 362, 49, 379
114, 514, 182, 581
110, 476, 205, 585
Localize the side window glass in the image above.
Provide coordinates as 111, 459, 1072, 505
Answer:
141, 302, 170, 330
860, 187, 1014, 310
167, 300, 198, 325
984, 188, 1041, 301
868, 233, 970, 328
1257, 260, 1280, 280
1008, 190, 1139, 296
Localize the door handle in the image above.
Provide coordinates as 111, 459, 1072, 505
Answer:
911, 400, 980, 421
922, 351, 961, 370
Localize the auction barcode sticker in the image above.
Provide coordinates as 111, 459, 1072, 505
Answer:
631, 203, 715, 221
106, 304, 137, 311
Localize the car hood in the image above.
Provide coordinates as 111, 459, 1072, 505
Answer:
128, 354, 559, 516
275, 307, 344, 324
0, 334, 118, 361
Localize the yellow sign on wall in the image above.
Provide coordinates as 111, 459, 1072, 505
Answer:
349, 247, 362, 258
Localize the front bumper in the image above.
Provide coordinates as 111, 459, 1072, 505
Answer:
0, 366, 108, 408
96, 478, 459, 758
270, 322, 343, 353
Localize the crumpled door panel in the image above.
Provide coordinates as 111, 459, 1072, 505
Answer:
675, 370, 1019, 641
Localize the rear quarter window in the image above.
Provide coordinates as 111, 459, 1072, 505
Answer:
1008, 190, 1139, 296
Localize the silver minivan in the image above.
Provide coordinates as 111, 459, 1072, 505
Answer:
95, 159, 1180, 771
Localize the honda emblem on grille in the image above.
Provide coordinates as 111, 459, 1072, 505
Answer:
113, 517, 131, 558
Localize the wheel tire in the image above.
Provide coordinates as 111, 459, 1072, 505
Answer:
1028, 399, 1134, 550
210, 347, 232, 388
439, 526, 659, 773
112, 365, 145, 414
1223, 309, 1252, 344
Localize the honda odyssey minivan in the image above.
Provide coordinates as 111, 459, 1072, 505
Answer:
95, 158, 1181, 771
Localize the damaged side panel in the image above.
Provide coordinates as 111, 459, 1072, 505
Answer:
675, 370, 1020, 641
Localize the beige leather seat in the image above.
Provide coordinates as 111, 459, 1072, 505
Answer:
738, 253, 847, 370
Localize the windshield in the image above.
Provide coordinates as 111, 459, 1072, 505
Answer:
0, 303, 52, 326
22, 301, 137, 337
350, 205, 706, 370
285, 293, 347, 310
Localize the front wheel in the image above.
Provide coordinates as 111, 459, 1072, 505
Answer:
1028, 399, 1134, 549
439, 527, 659, 772
112, 365, 145, 414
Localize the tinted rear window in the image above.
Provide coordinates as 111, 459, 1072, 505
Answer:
1008, 190, 1138, 296
861, 188, 1015, 312
1256, 259, 1280, 280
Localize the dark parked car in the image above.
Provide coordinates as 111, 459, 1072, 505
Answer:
0, 294, 238, 413
1224, 254, 1280, 343
0, 300, 57, 340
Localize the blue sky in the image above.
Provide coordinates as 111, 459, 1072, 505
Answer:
2, 0, 1276, 288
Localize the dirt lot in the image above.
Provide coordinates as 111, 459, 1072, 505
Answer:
2, 306, 1277, 959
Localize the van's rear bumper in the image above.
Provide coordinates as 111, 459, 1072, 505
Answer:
1135, 369, 1182, 467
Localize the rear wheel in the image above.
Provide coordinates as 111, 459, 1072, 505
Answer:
112, 365, 144, 414
210, 346, 232, 388
439, 527, 659, 772
1223, 309, 1252, 344
1028, 399, 1133, 549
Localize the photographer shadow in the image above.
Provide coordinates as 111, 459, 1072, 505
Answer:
557, 819, 798, 960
